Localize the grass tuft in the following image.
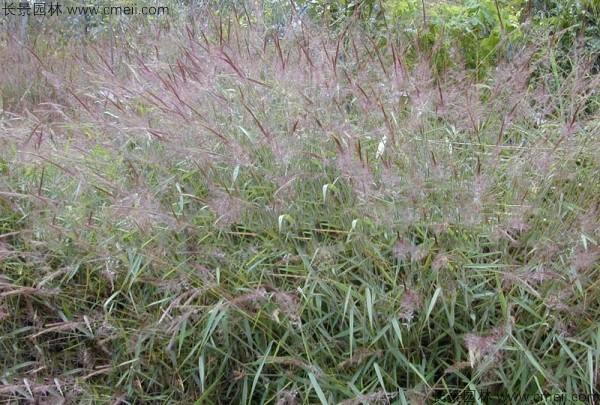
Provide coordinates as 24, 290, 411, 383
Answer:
1, 4, 599, 403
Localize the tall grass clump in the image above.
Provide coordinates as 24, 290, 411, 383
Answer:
0, 2, 599, 403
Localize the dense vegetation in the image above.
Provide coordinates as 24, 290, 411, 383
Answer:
1, 0, 599, 403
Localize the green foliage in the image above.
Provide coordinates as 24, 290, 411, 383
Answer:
299, 0, 380, 26
383, 0, 524, 73
436, 0, 522, 67
526, 0, 600, 71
